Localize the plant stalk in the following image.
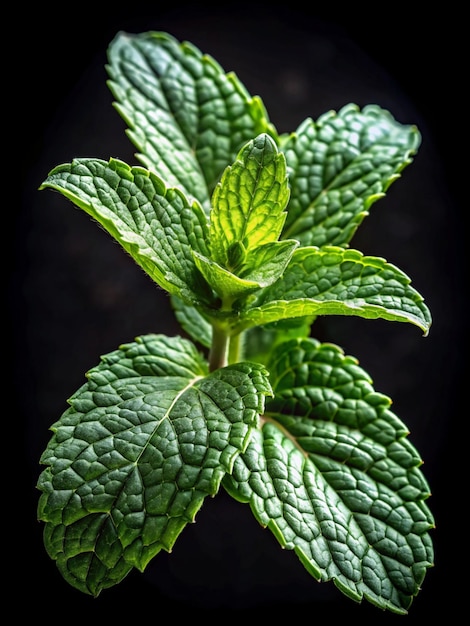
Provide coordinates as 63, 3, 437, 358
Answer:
209, 324, 230, 371
228, 332, 243, 364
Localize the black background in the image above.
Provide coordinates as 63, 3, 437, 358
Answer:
12, 3, 464, 621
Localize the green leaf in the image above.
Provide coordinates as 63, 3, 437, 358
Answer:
223, 337, 434, 614
107, 31, 278, 211
242, 317, 315, 364
209, 134, 290, 266
193, 134, 297, 307
234, 246, 431, 335
281, 104, 421, 247
40, 158, 213, 306
171, 295, 212, 348
237, 240, 299, 285
193, 251, 260, 302
37, 334, 272, 596
193, 240, 299, 304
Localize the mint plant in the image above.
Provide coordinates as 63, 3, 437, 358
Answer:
37, 31, 434, 615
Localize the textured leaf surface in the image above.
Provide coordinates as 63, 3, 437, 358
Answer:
209, 134, 290, 265
237, 240, 298, 285
281, 103, 421, 246
40, 158, 213, 305
223, 337, 434, 614
107, 31, 277, 211
193, 240, 298, 303
193, 251, 261, 301
37, 334, 271, 596
234, 246, 431, 334
171, 295, 212, 348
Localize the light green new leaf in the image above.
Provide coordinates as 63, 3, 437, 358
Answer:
234, 246, 431, 335
223, 337, 434, 614
107, 31, 278, 211
238, 240, 299, 285
281, 104, 421, 247
209, 134, 290, 266
193, 251, 261, 302
37, 334, 272, 597
40, 158, 213, 306
193, 240, 298, 303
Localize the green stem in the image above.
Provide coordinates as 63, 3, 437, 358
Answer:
209, 324, 229, 372
228, 332, 243, 365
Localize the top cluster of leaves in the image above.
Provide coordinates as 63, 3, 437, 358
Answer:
37, 31, 434, 614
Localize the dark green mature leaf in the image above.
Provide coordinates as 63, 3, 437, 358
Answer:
107, 31, 278, 211
40, 158, 213, 306
281, 104, 421, 247
37, 334, 272, 596
234, 246, 431, 335
171, 295, 213, 348
223, 337, 434, 614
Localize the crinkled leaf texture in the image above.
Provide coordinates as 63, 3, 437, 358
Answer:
37, 334, 272, 596
39, 158, 214, 308
223, 337, 434, 614
235, 246, 431, 336
38, 30, 434, 612
281, 103, 421, 247
171, 294, 212, 348
209, 133, 290, 264
106, 30, 278, 212
102, 31, 427, 336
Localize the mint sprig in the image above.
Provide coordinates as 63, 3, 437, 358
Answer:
37, 30, 434, 614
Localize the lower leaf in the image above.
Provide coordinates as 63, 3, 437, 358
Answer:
223, 337, 434, 614
37, 334, 271, 596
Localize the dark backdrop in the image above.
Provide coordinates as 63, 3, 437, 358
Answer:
12, 3, 464, 621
